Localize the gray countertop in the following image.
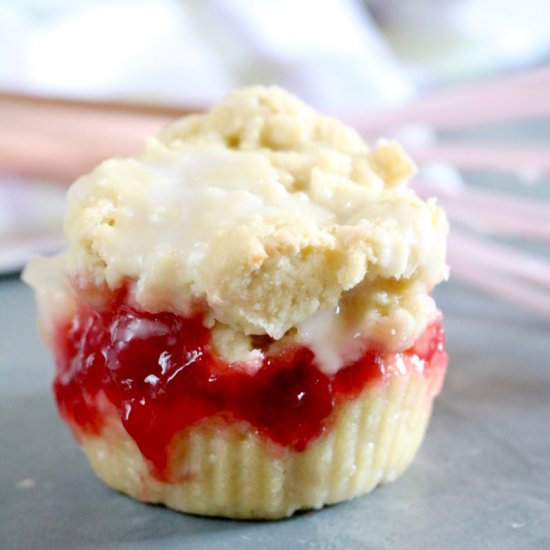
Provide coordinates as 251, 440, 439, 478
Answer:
1, 274, 550, 549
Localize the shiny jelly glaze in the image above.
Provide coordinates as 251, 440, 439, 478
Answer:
53, 302, 446, 479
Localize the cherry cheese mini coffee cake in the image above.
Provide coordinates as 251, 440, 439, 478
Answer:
24, 87, 448, 519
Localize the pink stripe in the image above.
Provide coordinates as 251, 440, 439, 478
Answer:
414, 181, 550, 239
451, 262, 550, 317
449, 233, 550, 317
415, 181, 550, 239
348, 66, 550, 130
449, 232, 550, 289
357, 91, 550, 130
416, 180, 549, 218
409, 143, 550, 176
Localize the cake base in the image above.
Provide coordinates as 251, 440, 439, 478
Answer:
79, 365, 443, 519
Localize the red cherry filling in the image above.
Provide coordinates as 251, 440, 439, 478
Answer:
53, 302, 447, 479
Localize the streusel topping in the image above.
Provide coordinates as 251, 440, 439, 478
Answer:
28, 87, 448, 372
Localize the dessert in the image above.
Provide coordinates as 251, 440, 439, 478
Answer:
24, 86, 449, 519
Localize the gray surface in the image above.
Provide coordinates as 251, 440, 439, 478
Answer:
1, 275, 550, 550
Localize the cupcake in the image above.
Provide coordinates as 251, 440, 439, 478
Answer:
24, 86, 448, 519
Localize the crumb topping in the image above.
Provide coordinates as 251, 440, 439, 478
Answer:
26, 86, 448, 371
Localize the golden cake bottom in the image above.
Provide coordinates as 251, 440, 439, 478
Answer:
48, 301, 447, 520
78, 364, 443, 519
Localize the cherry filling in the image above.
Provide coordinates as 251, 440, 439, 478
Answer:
53, 302, 447, 479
